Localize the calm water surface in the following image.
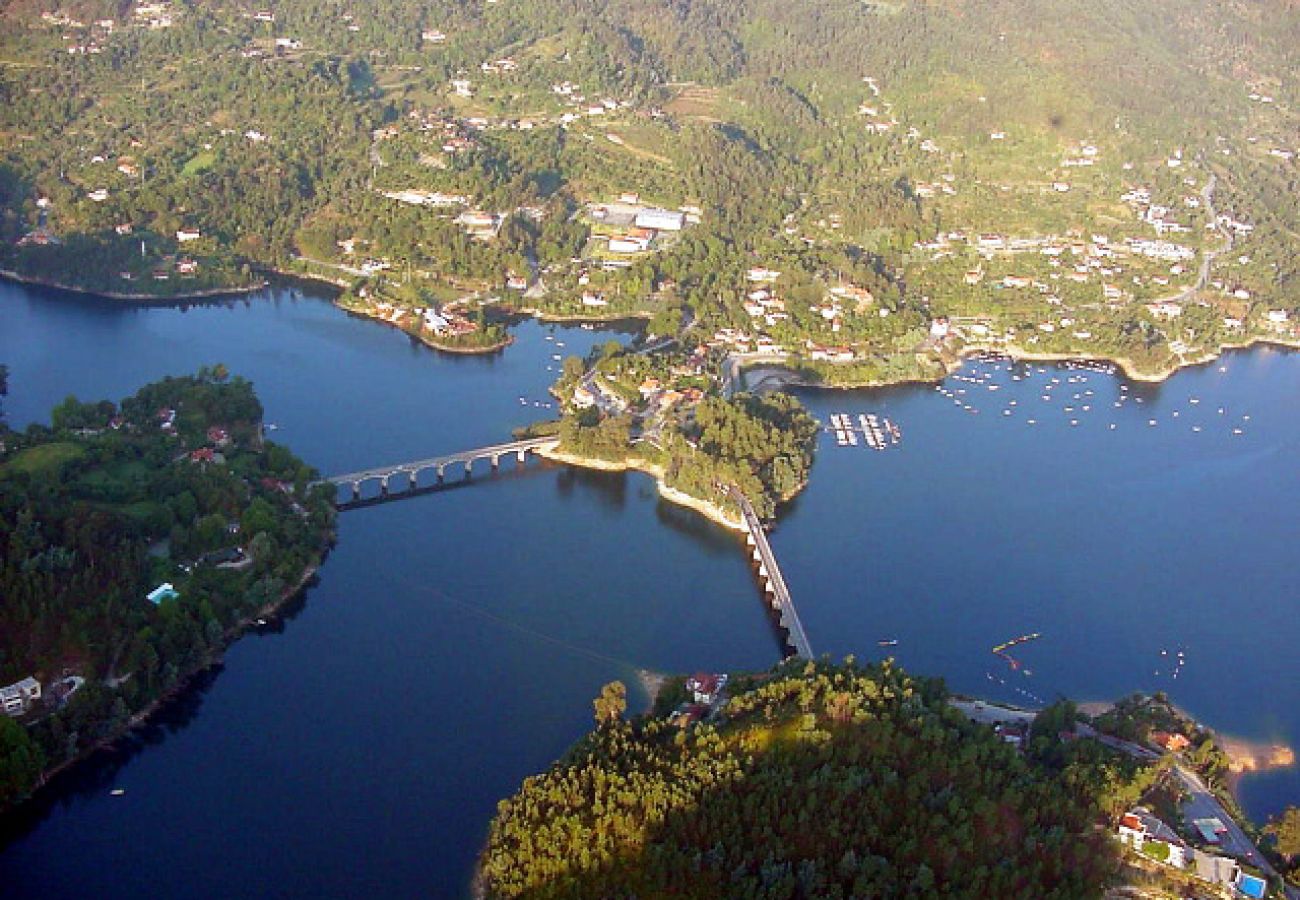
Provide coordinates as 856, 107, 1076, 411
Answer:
0, 280, 1296, 897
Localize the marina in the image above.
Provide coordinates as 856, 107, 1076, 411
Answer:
826, 411, 903, 451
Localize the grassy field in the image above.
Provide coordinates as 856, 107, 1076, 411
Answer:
1, 442, 86, 477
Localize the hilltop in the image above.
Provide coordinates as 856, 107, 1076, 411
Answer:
477, 658, 1146, 898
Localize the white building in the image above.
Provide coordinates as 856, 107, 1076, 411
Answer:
1, 677, 41, 717
633, 208, 685, 231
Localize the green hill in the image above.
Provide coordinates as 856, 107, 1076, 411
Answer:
479, 659, 1152, 898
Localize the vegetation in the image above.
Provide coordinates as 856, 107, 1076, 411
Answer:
0, 0, 1294, 369
0, 369, 334, 810
1265, 806, 1300, 885
480, 658, 1148, 898
665, 392, 818, 519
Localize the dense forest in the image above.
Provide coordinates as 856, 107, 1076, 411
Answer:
480, 658, 1152, 898
556, 385, 817, 520
0, 370, 334, 808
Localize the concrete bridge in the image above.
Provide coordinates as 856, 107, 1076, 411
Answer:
317, 437, 559, 502
729, 486, 813, 659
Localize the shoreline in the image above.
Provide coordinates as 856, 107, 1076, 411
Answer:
15, 263, 1291, 390
10, 536, 332, 815
1, 268, 267, 302
738, 335, 1300, 397
536, 445, 746, 532
335, 301, 515, 356
953, 337, 1300, 383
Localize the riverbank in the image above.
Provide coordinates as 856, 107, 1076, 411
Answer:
734, 335, 1300, 399
15, 543, 330, 812
334, 299, 514, 356
536, 445, 745, 531
955, 337, 1300, 383
0, 268, 267, 302
513, 304, 652, 325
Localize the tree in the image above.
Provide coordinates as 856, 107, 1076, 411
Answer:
1266, 806, 1300, 862
0, 716, 44, 807
593, 681, 626, 726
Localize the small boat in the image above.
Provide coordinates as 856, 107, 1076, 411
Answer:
878, 639, 899, 647
255, 618, 268, 626
111, 789, 126, 797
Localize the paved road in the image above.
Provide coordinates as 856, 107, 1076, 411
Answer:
1167, 172, 1231, 306
1172, 763, 1290, 890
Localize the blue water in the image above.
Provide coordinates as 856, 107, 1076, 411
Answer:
1, 279, 1297, 897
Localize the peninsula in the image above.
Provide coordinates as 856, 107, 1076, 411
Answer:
480, 660, 1300, 898
0, 369, 335, 811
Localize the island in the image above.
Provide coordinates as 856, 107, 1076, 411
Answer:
0, 368, 335, 811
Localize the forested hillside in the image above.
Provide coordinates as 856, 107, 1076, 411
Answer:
480, 658, 1152, 898
1, 0, 1296, 372
0, 371, 334, 808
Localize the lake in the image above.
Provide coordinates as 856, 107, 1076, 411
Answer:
1, 279, 1296, 897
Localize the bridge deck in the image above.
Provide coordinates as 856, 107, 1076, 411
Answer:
317, 437, 558, 486
730, 488, 813, 659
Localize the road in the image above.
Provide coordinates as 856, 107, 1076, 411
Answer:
1167, 172, 1231, 306
1172, 764, 1291, 892
1072, 725, 1297, 897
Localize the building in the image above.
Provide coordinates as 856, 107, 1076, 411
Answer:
1193, 849, 1239, 887
1116, 809, 1190, 869
1194, 817, 1228, 844
686, 673, 727, 704
633, 208, 685, 231
608, 233, 651, 254
1, 677, 41, 717
571, 385, 596, 409
176, 229, 201, 243
1151, 730, 1191, 753
147, 583, 180, 606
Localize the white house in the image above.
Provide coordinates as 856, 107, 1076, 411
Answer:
0, 677, 41, 717
176, 229, 201, 243
608, 235, 650, 254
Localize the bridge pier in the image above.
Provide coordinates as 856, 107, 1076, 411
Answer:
516, 449, 527, 465
436, 465, 445, 483
380, 476, 389, 496
408, 470, 418, 490
490, 454, 500, 471
350, 482, 360, 501
464, 459, 473, 477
